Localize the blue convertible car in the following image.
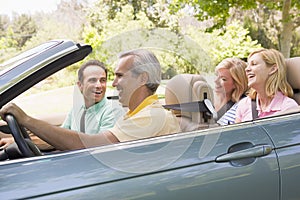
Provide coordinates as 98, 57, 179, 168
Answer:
0, 40, 300, 200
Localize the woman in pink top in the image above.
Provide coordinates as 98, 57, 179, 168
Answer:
235, 48, 298, 122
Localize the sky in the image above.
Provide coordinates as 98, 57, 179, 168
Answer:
0, 0, 62, 16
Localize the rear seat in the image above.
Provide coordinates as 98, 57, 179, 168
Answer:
164, 74, 216, 131
271, 57, 300, 116
286, 57, 300, 105
164, 58, 300, 130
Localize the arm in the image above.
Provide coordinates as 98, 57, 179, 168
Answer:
0, 103, 119, 151
25, 118, 119, 150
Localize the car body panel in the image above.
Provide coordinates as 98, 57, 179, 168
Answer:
255, 113, 300, 200
0, 121, 279, 199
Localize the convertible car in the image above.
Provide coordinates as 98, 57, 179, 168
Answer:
0, 40, 300, 200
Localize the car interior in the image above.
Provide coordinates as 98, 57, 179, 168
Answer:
164, 57, 300, 128
164, 73, 216, 132
286, 57, 300, 105
0, 57, 300, 161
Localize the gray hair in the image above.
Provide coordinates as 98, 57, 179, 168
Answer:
118, 49, 161, 93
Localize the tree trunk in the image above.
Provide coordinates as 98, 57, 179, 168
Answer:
280, 0, 293, 58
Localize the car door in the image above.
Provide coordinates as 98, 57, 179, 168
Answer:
255, 112, 300, 200
74, 122, 279, 200
0, 120, 279, 200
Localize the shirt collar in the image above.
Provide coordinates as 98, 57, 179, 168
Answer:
127, 94, 158, 117
257, 92, 284, 112
82, 97, 107, 112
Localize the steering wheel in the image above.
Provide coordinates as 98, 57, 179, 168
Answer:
5, 114, 42, 157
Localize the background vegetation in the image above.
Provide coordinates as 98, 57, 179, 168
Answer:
0, 0, 299, 92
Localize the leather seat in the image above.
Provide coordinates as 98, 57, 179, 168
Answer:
286, 57, 300, 104
165, 74, 216, 131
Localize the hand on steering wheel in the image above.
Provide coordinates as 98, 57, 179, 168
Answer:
5, 114, 42, 158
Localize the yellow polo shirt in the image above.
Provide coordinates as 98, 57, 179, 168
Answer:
110, 95, 181, 142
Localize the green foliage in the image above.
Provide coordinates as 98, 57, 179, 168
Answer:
83, 4, 155, 73
0, 15, 10, 37
11, 14, 37, 48
169, 0, 257, 31
83, 3, 214, 76
170, 0, 300, 57
180, 20, 261, 69
0, 27, 17, 48
0, 27, 18, 63
4, 0, 300, 92
24, 18, 82, 50
210, 21, 261, 63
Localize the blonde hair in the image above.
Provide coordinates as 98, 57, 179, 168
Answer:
215, 58, 248, 102
247, 49, 294, 99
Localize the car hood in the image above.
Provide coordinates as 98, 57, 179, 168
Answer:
0, 40, 92, 108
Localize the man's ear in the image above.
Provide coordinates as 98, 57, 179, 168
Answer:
269, 64, 278, 75
139, 72, 149, 85
77, 81, 83, 93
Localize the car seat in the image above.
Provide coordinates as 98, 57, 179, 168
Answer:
164, 74, 216, 131
286, 57, 300, 105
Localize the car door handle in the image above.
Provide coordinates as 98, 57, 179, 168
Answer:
215, 145, 273, 162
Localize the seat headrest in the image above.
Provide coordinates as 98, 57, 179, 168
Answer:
165, 74, 208, 104
286, 57, 300, 91
286, 57, 300, 104
165, 74, 214, 120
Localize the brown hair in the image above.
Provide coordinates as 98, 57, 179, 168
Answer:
78, 60, 107, 83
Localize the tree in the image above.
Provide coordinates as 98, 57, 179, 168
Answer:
170, 0, 300, 57
184, 20, 261, 65
24, 0, 86, 50
0, 15, 10, 37
11, 14, 37, 48
83, 3, 212, 75
83, 1, 261, 75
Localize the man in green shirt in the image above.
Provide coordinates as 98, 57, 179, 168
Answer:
61, 60, 124, 134
0, 60, 124, 150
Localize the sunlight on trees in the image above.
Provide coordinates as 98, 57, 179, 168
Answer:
0, 0, 299, 88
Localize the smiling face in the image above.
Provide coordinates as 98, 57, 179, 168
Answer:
246, 53, 274, 92
77, 65, 107, 108
214, 68, 236, 101
112, 55, 140, 107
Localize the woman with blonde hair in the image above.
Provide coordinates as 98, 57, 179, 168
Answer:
235, 48, 298, 122
214, 57, 248, 125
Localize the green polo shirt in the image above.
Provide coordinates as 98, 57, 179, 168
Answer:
61, 97, 125, 134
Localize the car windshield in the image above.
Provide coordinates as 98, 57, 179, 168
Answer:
0, 41, 61, 75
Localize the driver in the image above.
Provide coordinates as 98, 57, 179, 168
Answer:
0, 49, 181, 151
0, 59, 125, 150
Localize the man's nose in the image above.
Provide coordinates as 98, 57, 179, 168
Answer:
112, 79, 117, 87
95, 80, 102, 86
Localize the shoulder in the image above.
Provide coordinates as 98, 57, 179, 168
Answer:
275, 92, 298, 106
236, 96, 251, 108
132, 101, 168, 119
282, 95, 298, 108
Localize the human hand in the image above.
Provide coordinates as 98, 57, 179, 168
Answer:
0, 137, 14, 150
0, 103, 29, 126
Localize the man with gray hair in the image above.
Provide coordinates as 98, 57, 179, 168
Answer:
0, 49, 181, 150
